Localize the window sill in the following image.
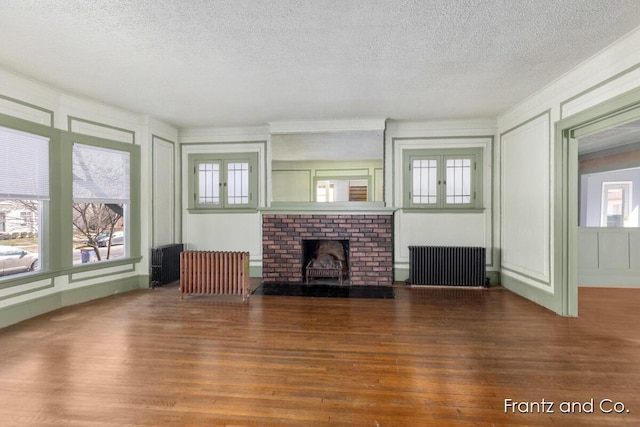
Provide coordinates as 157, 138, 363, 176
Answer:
401, 208, 486, 214
187, 208, 259, 214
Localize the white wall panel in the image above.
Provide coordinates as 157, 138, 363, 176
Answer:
501, 114, 550, 283
182, 212, 262, 257
395, 212, 487, 261
152, 137, 175, 246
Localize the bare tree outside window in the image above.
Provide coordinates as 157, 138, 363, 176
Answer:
72, 143, 130, 264
72, 203, 122, 261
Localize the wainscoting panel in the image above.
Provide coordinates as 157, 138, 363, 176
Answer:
578, 228, 640, 287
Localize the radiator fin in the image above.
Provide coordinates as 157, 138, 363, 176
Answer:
180, 251, 250, 301
408, 246, 486, 287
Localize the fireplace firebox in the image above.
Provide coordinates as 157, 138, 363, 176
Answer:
303, 239, 349, 285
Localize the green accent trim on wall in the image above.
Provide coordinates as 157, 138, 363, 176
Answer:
559, 62, 640, 119
500, 266, 551, 288
486, 270, 500, 285
500, 273, 559, 313
0, 282, 54, 302
394, 267, 499, 284
0, 94, 54, 127
571, 105, 640, 139
249, 266, 262, 278
67, 116, 136, 144
68, 260, 138, 283
555, 86, 640, 317
261, 202, 392, 214
394, 267, 409, 282
400, 208, 485, 214
0, 275, 144, 330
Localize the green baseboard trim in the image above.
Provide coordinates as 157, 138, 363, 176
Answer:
579, 272, 640, 288
250, 266, 263, 278
394, 268, 410, 282
500, 273, 563, 315
0, 293, 62, 330
394, 268, 500, 284
0, 275, 145, 330
486, 270, 501, 285
139, 274, 152, 289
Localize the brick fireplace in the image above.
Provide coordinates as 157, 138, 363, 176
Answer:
262, 214, 393, 286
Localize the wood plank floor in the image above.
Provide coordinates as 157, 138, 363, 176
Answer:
0, 283, 639, 426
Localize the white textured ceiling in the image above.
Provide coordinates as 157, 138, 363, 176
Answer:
1, 1, 639, 128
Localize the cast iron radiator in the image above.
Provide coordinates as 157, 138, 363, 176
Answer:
408, 246, 486, 286
150, 243, 184, 287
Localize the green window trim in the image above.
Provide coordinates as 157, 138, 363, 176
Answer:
188, 152, 259, 211
403, 147, 484, 211
0, 112, 141, 289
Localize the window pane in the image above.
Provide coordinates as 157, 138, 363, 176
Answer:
0, 199, 42, 276
446, 158, 471, 204
0, 126, 49, 200
0, 125, 48, 278
227, 162, 249, 205
72, 144, 130, 264
72, 203, 126, 265
412, 159, 437, 204
600, 182, 633, 227
198, 163, 220, 205
73, 144, 130, 203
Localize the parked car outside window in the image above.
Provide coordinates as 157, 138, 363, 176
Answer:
95, 231, 124, 247
0, 245, 39, 276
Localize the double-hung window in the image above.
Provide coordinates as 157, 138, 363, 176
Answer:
72, 143, 130, 263
190, 153, 258, 210
404, 148, 483, 210
0, 125, 49, 276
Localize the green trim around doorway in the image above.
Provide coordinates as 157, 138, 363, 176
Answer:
555, 86, 640, 316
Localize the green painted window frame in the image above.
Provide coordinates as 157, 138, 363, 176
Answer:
0, 112, 141, 289
403, 147, 483, 211
64, 132, 141, 267
188, 152, 259, 212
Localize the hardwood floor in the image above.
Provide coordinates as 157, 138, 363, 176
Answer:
0, 283, 638, 426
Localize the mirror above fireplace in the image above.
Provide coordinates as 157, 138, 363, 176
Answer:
269, 120, 385, 206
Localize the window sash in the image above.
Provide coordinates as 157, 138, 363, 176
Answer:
73, 143, 130, 204
445, 156, 473, 205
407, 150, 480, 209
198, 161, 221, 206
0, 125, 49, 200
227, 162, 250, 205
411, 157, 439, 205
193, 156, 255, 209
